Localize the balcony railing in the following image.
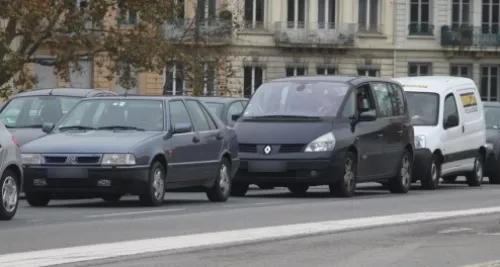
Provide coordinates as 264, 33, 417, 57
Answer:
441, 25, 500, 47
164, 18, 232, 43
408, 23, 434, 36
274, 22, 356, 47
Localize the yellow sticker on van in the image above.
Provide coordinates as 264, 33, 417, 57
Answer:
402, 85, 428, 88
460, 92, 478, 113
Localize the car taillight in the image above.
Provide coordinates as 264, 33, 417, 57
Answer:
11, 136, 19, 147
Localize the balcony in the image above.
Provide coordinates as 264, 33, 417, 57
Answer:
408, 23, 434, 36
274, 22, 356, 48
164, 18, 232, 43
441, 25, 500, 47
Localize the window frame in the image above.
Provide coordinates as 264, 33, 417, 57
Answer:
451, 0, 471, 28
285, 66, 307, 76
164, 62, 186, 96
480, 65, 499, 101
243, 65, 264, 97
318, 0, 337, 29
358, 0, 380, 32
481, 0, 500, 34
316, 67, 337, 75
244, 0, 266, 28
443, 93, 460, 129
409, 0, 431, 34
408, 62, 432, 76
450, 64, 472, 78
357, 69, 379, 77
168, 100, 194, 132
185, 100, 212, 132
287, 0, 307, 29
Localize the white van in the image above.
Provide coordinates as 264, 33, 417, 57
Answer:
392, 76, 487, 189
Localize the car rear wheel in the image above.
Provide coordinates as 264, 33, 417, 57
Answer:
420, 155, 440, 190
25, 192, 51, 207
287, 184, 309, 195
139, 161, 165, 207
102, 194, 123, 203
466, 154, 484, 187
329, 151, 357, 197
0, 170, 19, 220
388, 149, 412, 194
207, 158, 231, 202
231, 182, 249, 197
442, 175, 457, 183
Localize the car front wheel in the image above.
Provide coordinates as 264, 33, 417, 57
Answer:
207, 158, 231, 202
329, 151, 357, 197
139, 161, 166, 206
25, 192, 51, 207
388, 149, 412, 194
466, 154, 484, 187
0, 170, 19, 220
420, 155, 440, 190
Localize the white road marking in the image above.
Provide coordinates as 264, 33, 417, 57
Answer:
223, 201, 286, 207
3, 206, 500, 267
85, 208, 185, 218
438, 227, 474, 234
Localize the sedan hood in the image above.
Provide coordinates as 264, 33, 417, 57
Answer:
9, 128, 46, 146
234, 121, 332, 144
21, 130, 162, 153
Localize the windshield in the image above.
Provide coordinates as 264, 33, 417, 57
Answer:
0, 96, 81, 128
204, 102, 224, 119
57, 99, 164, 131
243, 81, 349, 118
485, 106, 500, 129
406, 92, 439, 126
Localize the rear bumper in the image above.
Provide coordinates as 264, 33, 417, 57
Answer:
412, 148, 432, 181
23, 165, 150, 196
234, 151, 344, 186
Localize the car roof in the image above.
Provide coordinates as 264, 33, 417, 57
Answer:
270, 75, 398, 85
392, 76, 476, 93
86, 95, 201, 101
12, 88, 116, 98
196, 96, 249, 103
483, 101, 500, 107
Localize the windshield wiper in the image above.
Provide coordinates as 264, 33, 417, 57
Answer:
13, 124, 43, 128
97, 125, 145, 131
247, 115, 322, 120
58, 125, 97, 131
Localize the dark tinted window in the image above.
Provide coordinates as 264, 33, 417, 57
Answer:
406, 92, 439, 126
198, 102, 217, 130
372, 82, 394, 117
169, 100, 193, 130
341, 92, 356, 118
186, 100, 210, 131
443, 93, 459, 125
391, 84, 406, 115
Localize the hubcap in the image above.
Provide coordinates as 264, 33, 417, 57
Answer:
476, 158, 483, 181
2, 176, 17, 213
219, 164, 230, 195
431, 161, 438, 182
152, 168, 164, 200
344, 158, 354, 190
400, 156, 411, 187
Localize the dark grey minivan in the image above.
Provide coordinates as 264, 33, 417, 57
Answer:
232, 76, 414, 197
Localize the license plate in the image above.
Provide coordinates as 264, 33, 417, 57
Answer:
47, 168, 88, 179
248, 161, 286, 172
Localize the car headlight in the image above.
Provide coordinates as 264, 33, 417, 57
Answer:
101, 154, 136, 165
415, 135, 426, 149
485, 143, 494, 151
22, 154, 42, 165
305, 132, 336, 152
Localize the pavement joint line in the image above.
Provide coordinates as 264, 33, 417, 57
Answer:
3, 206, 500, 267
84, 208, 185, 218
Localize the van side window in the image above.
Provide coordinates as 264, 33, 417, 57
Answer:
356, 84, 376, 115
340, 92, 356, 118
372, 82, 394, 117
443, 93, 459, 127
390, 84, 406, 115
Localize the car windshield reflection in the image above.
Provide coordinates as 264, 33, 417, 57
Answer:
406, 92, 439, 126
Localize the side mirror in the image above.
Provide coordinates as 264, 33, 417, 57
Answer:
42, 122, 55, 133
358, 110, 377, 122
231, 114, 241, 121
172, 123, 192, 134
444, 114, 459, 129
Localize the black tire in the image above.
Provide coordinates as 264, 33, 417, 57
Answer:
257, 184, 275, 190
25, 192, 51, 207
230, 182, 249, 197
489, 160, 500, 184
101, 194, 123, 202
329, 151, 357, 197
287, 184, 309, 195
442, 175, 457, 183
0, 170, 20, 220
466, 154, 484, 187
421, 154, 440, 190
139, 161, 166, 206
207, 158, 231, 202
388, 149, 412, 194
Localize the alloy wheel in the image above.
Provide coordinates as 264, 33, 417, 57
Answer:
2, 176, 17, 213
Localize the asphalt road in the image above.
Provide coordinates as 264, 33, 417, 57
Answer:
2, 178, 500, 266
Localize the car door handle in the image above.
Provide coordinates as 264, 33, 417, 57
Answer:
377, 134, 384, 138
192, 136, 200, 143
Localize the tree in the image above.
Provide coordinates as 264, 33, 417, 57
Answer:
0, 0, 240, 98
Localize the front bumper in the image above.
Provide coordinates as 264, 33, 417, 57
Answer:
234, 151, 344, 186
412, 148, 433, 181
23, 165, 150, 196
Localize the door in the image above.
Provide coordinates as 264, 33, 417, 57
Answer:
352, 84, 385, 179
167, 100, 202, 182
185, 100, 222, 179
440, 93, 463, 174
226, 101, 245, 126
371, 82, 403, 175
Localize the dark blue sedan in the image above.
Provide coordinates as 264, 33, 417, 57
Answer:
21, 96, 239, 206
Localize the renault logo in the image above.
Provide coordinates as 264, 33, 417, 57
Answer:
66, 156, 77, 164
263, 145, 272, 155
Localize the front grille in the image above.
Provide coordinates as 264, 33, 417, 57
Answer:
44, 156, 67, 164
239, 144, 257, 153
43, 155, 101, 165
279, 144, 304, 153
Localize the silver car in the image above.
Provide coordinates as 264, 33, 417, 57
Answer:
0, 121, 23, 220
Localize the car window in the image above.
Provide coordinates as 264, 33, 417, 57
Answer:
372, 82, 394, 117
169, 100, 193, 130
391, 84, 406, 115
406, 92, 439, 126
443, 93, 459, 125
186, 100, 210, 131
204, 102, 224, 119
356, 84, 377, 114
240, 100, 248, 108
198, 101, 218, 130
341, 92, 356, 118
227, 101, 244, 124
